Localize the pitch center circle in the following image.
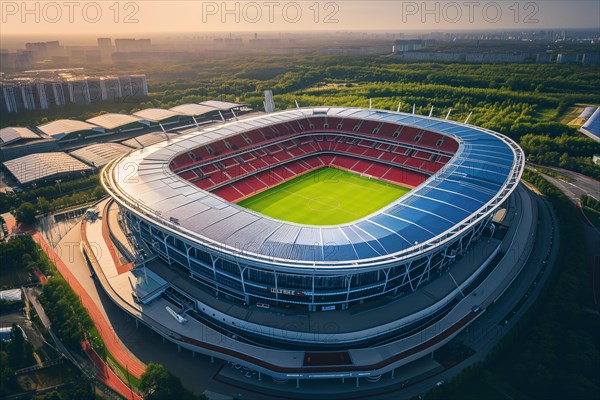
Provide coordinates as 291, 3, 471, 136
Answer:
307, 196, 340, 212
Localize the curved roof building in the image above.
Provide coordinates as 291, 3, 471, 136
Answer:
106, 108, 521, 261
92, 106, 535, 385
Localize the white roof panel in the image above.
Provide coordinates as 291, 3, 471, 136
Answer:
86, 113, 142, 130
37, 119, 102, 139
199, 100, 246, 110
3, 152, 93, 184
121, 131, 179, 149
0, 127, 41, 147
133, 108, 183, 122
169, 104, 217, 117
70, 143, 131, 167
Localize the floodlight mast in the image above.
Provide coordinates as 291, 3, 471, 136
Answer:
445, 108, 452, 120
464, 111, 473, 124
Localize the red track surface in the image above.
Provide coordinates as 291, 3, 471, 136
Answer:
33, 267, 48, 284
82, 340, 142, 400
4, 217, 16, 234
30, 230, 146, 380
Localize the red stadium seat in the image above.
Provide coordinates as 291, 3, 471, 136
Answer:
172, 119, 458, 201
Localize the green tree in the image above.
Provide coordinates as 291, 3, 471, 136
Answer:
0, 350, 15, 397
36, 197, 51, 214
15, 202, 37, 225
7, 324, 34, 369
140, 362, 188, 400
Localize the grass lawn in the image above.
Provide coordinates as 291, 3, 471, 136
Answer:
559, 105, 584, 125
237, 167, 410, 225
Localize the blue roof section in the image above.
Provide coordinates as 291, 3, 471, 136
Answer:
581, 107, 600, 142
339, 226, 382, 259
386, 204, 455, 233
435, 181, 490, 203
109, 107, 524, 266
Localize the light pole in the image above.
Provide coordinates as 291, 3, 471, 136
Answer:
55, 179, 62, 195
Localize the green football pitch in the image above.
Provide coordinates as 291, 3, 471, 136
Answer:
237, 167, 411, 225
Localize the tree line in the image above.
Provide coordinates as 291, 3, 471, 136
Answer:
1, 175, 106, 221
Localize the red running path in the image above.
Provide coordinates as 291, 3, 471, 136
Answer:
33, 267, 48, 284
31, 230, 146, 379
82, 340, 142, 400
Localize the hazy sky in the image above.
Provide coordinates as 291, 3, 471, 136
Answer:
1, 1, 599, 37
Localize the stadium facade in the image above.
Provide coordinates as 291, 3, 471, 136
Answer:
103, 106, 523, 334
98, 107, 526, 380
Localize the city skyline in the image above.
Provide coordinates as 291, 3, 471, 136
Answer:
1, 0, 599, 39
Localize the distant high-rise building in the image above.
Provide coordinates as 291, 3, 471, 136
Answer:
86, 77, 103, 102
129, 75, 148, 98
118, 76, 133, 98
15, 51, 33, 69
0, 52, 16, 69
35, 83, 49, 109
393, 40, 423, 53
97, 38, 114, 63
25, 41, 63, 61
536, 53, 553, 63
45, 41, 64, 58
115, 38, 152, 52
100, 77, 122, 101
582, 54, 600, 65
97, 38, 112, 48
20, 84, 37, 110
43, 82, 66, 107
25, 42, 48, 61
1, 86, 18, 113
1, 73, 147, 112
67, 79, 91, 105
556, 53, 579, 63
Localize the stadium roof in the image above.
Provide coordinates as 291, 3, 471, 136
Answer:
168, 103, 217, 117
0, 289, 21, 302
106, 107, 524, 267
121, 131, 179, 149
0, 127, 41, 147
37, 119, 104, 140
0, 327, 12, 342
3, 152, 93, 185
580, 107, 600, 142
579, 106, 597, 120
133, 108, 183, 122
199, 100, 247, 111
70, 143, 131, 167
86, 113, 142, 130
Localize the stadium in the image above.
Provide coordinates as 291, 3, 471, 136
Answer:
94, 106, 527, 384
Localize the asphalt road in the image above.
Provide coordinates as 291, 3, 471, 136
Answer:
533, 165, 600, 308
530, 164, 600, 201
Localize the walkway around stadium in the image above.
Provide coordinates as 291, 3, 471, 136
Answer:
71, 181, 549, 398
